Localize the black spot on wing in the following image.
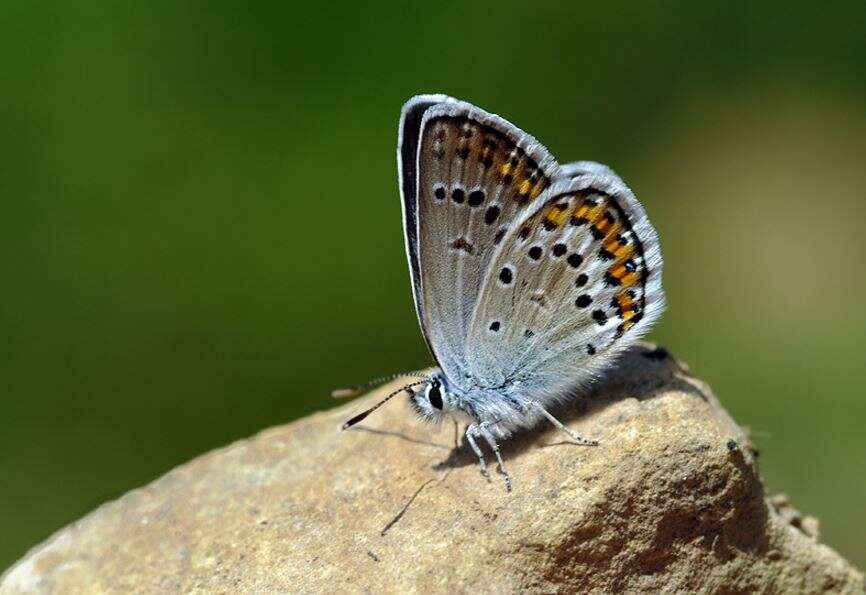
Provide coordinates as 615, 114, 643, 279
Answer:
468, 190, 485, 207
499, 267, 513, 284
484, 205, 500, 225
567, 253, 583, 268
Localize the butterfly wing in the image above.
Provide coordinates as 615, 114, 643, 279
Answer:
398, 95, 562, 389
466, 167, 665, 397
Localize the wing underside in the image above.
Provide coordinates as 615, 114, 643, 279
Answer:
466, 174, 665, 396
398, 95, 664, 397
398, 96, 562, 387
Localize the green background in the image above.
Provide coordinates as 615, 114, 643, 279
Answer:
2, 1, 864, 571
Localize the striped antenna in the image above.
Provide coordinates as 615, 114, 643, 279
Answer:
341, 380, 427, 430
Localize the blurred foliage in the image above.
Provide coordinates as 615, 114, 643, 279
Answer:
1, 0, 865, 571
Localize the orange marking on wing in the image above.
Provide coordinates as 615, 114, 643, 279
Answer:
614, 292, 639, 331
607, 262, 640, 288
604, 239, 632, 260
595, 220, 620, 241
619, 271, 639, 287
610, 264, 629, 278
546, 205, 570, 226
616, 292, 633, 311
588, 201, 608, 224
616, 293, 637, 320
529, 177, 547, 200
573, 204, 591, 220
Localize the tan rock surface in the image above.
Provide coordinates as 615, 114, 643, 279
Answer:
2, 343, 862, 593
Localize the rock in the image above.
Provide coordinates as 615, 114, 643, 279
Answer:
2, 343, 862, 593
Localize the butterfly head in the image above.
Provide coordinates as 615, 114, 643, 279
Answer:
339, 369, 453, 431
409, 371, 454, 423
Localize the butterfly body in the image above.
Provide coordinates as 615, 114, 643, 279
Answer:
342, 94, 664, 489
409, 368, 544, 438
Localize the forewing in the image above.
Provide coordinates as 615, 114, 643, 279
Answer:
466, 170, 665, 395
398, 96, 562, 388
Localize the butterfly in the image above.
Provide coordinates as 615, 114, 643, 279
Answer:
337, 94, 665, 491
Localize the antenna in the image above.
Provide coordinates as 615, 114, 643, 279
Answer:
341, 380, 426, 430
331, 370, 429, 399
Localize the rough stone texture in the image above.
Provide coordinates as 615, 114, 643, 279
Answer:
2, 343, 862, 594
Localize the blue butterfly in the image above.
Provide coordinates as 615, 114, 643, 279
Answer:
339, 95, 665, 491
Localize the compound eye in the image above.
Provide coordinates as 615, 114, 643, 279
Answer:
427, 384, 443, 410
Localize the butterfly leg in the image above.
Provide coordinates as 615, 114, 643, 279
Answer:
452, 418, 460, 450
531, 402, 599, 446
477, 423, 511, 493
464, 425, 490, 482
